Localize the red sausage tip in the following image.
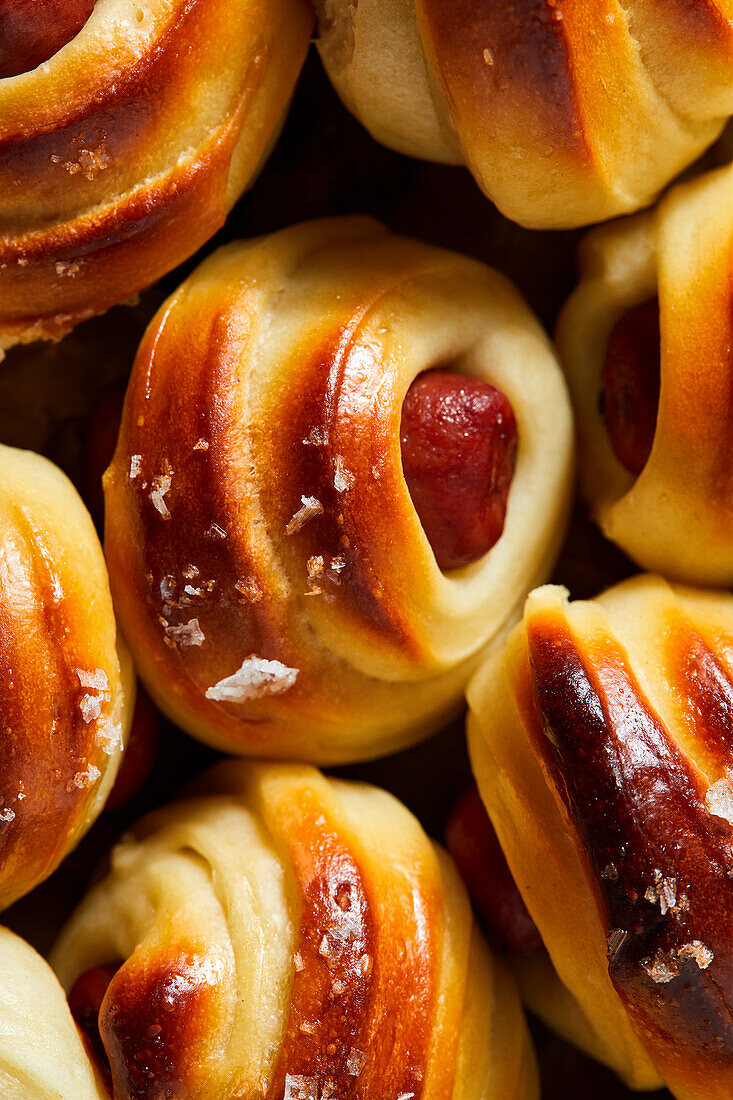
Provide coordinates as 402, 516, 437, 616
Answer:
400, 369, 518, 571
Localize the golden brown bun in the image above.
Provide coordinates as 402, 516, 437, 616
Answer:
52, 760, 538, 1099
468, 574, 733, 1099
557, 163, 733, 586
0, 926, 108, 1098
0, 444, 134, 910
103, 216, 574, 764
0, 0, 312, 349
316, 0, 733, 229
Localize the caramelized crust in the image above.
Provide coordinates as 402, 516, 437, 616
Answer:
469, 575, 733, 1098
0, 444, 133, 910
0, 0, 312, 348
102, 945, 224, 1100
316, 0, 733, 228
103, 217, 573, 764
557, 163, 733, 586
51, 761, 538, 1098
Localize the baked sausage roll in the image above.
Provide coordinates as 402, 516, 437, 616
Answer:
315, 1, 733, 230
0, 926, 108, 1098
468, 573, 733, 1098
104, 217, 574, 764
0, 444, 134, 910
0, 0, 312, 350
557, 163, 733, 587
51, 761, 538, 1099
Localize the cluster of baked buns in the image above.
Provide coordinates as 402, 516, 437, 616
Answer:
0, 3, 732, 1097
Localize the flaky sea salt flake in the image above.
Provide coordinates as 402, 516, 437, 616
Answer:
346, 1048, 366, 1077
160, 575, 177, 601
76, 669, 109, 691
77, 144, 111, 180
205, 656, 298, 703
678, 941, 714, 970
67, 763, 101, 791
205, 522, 227, 540
97, 721, 122, 755
285, 496, 323, 536
306, 556, 325, 596
55, 260, 80, 277
150, 462, 173, 518
642, 949, 680, 985
79, 694, 102, 723
645, 870, 677, 916
0, 808, 15, 823
303, 427, 326, 447
334, 456, 355, 493
283, 1075, 318, 1100
706, 777, 733, 825
129, 454, 142, 479
606, 928, 628, 961
164, 619, 205, 647
234, 577, 262, 603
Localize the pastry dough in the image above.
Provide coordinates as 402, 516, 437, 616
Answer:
316, 0, 733, 228
52, 761, 539, 1099
557, 163, 733, 586
0, 444, 133, 909
0, 926, 108, 1099
468, 574, 733, 1099
0, 0, 312, 349
103, 217, 574, 763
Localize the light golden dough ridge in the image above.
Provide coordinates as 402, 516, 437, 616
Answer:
0, 0, 313, 348
469, 574, 733, 1099
316, 0, 733, 228
103, 216, 574, 764
557, 162, 733, 586
52, 760, 539, 1099
0, 443, 134, 910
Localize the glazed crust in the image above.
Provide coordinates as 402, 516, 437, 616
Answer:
0, 0, 312, 348
468, 574, 733, 1099
0, 444, 133, 910
316, 0, 733, 228
51, 761, 539, 1099
557, 163, 733, 587
103, 216, 573, 764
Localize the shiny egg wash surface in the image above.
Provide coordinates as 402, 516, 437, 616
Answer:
0, 0, 96, 79
262, 787, 444, 1099
518, 605, 733, 1088
65, 790, 448, 1097
0, 513, 117, 908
